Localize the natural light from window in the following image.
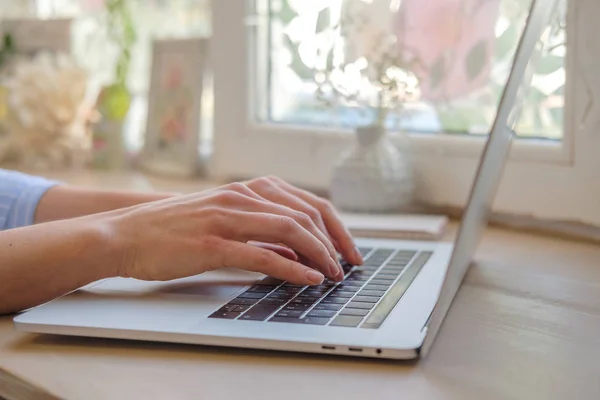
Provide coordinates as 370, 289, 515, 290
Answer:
262, 0, 566, 140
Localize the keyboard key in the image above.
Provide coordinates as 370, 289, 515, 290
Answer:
275, 310, 304, 318
360, 267, 380, 272
302, 289, 330, 297
313, 303, 343, 311
340, 308, 369, 317
387, 261, 409, 266
269, 317, 329, 325
256, 277, 283, 286
231, 305, 251, 312
275, 286, 304, 294
237, 292, 267, 299
336, 284, 362, 291
267, 292, 297, 300
327, 291, 355, 298
369, 279, 396, 286
376, 274, 399, 280
282, 283, 305, 289
380, 267, 404, 274
259, 298, 288, 306
209, 310, 242, 319
283, 304, 312, 312
395, 251, 417, 257
240, 305, 279, 321
330, 315, 364, 327
353, 295, 380, 303
358, 290, 386, 297
218, 304, 240, 312
364, 284, 390, 291
313, 284, 335, 291
229, 298, 260, 306
362, 251, 431, 329
347, 302, 375, 310
307, 309, 337, 318
290, 297, 317, 305
247, 285, 276, 293
320, 297, 349, 305
299, 317, 330, 325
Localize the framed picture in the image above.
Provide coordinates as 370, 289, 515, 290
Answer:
139, 37, 209, 178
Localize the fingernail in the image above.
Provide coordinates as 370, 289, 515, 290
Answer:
306, 270, 325, 285
353, 247, 364, 264
329, 259, 342, 277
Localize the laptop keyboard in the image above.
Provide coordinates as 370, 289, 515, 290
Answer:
209, 247, 432, 329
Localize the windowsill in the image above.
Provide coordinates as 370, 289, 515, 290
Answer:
3, 163, 598, 244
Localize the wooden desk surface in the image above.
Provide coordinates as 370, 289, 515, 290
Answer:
1, 169, 600, 399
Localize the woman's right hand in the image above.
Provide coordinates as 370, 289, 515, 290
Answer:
106, 182, 348, 286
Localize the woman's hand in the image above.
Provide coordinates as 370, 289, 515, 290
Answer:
109, 178, 362, 286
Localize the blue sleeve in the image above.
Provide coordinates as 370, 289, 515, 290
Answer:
0, 169, 60, 230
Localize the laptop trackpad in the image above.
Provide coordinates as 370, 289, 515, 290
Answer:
86, 269, 263, 299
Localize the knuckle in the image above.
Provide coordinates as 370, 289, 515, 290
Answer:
217, 190, 245, 205
277, 216, 298, 234
293, 211, 313, 227
304, 206, 321, 221
256, 249, 276, 266
226, 182, 248, 193
202, 206, 229, 226
318, 198, 334, 212
200, 235, 223, 252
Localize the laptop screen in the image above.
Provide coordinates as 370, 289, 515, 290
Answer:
420, 0, 558, 356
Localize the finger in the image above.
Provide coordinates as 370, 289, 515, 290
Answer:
216, 210, 339, 279
298, 255, 344, 282
214, 193, 341, 276
248, 241, 298, 261
270, 177, 363, 265
247, 181, 340, 253
217, 240, 324, 285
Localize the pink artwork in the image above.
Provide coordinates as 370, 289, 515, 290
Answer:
81, 0, 106, 12
395, 0, 501, 102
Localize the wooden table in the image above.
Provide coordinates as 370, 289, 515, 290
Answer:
1, 169, 600, 399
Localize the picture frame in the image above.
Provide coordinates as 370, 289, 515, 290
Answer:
139, 37, 209, 178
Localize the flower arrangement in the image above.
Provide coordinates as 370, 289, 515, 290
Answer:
1, 52, 93, 167
312, 0, 423, 129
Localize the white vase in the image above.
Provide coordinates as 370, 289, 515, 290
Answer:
330, 125, 414, 213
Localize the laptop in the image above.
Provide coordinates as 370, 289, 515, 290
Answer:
14, 0, 555, 360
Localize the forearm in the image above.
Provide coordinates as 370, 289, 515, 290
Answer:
0, 216, 119, 315
34, 185, 175, 224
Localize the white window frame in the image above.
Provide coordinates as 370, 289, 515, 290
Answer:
212, 0, 600, 227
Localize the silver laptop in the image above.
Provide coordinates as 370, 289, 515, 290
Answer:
14, 0, 555, 360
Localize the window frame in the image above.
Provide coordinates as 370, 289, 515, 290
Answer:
212, 0, 600, 226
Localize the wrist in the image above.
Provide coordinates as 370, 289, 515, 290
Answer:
72, 216, 124, 281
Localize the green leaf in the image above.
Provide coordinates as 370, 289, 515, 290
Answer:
275, 0, 298, 25
466, 40, 488, 81
495, 24, 517, 61
430, 56, 445, 90
325, 48, 334, 71
284, 36, 315, 81
536, 55, 564, 75
316, 8, 331, 33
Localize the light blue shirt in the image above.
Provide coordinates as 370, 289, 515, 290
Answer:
0, 169, 59, 230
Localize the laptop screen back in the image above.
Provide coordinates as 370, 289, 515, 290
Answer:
420, 0, 558, 356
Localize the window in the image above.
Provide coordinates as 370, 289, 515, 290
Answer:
213, 0, 600, 226
264, 0, 564, 140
